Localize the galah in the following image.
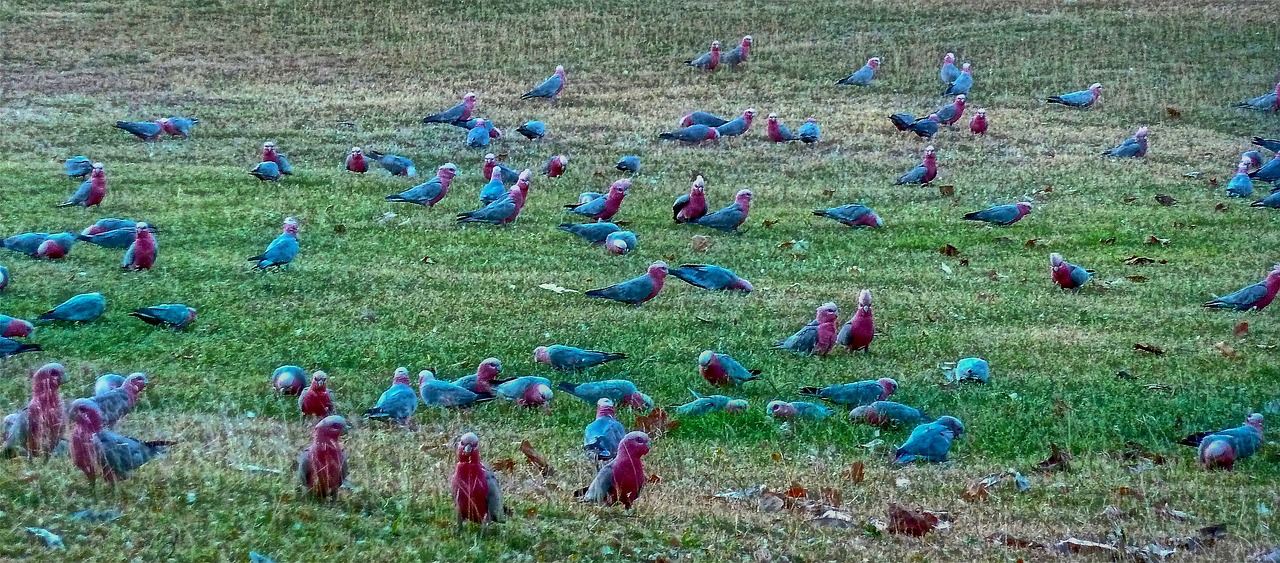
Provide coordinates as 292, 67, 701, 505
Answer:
163, 117, 198, 137
1227, 158, 1255, 198
522, 66, 566, 101
366, 150, 417, 177
584, 398, 626, 460
894, 416, 964, 463
615, 155, 640, 173
766, 400, 834, 421
935, 95, 967, 126
697, 351, 760, 388
81, 218, 142, 237
715, 109, 756, 137
566, 179, 630, 221
685, 40, 721, 70
0, 337, 40, 358
364, 367, 418, 424
670, 264, 753, 292
765, 113, 799, 142
69, 398, 172, 485
451, 118, 502, 139
0, 265, 7, 292
691, 189, 752, 232
889, 113, 939, 138
944, 357, 990, 383
557, 380, 653, 411
673, 175, 708, 223
813, 204, 883, 228
964, 202, 1032, 226
80, 227, 141, 250
299, 371, 334, 417
93, 374, 126, 396
722, 35, 752, 67
0, 315, 32, 338
1235, 82, 1280, 112
345, 147, 368, 173
674, 389, 733, 416
1203, 264, 1280, 311
386, 163, 459, 207
775, 302, 840, 355
1252, 188, 1280, 208
114, 119, 166, 141
296, 415, 350, 499
121, 222, 157, 271
3, 233, 49, 257
1180, 414, 1264, 470
1102, 126, 1149, 158
940, 52, 959, 84
797, 118, 820, 143
38, 292, 105, 323
895, 146, 938, 185
456, 171, 531, 225
584, 261, 668, 305
798, 377, 896, 407
517, 121, 547, 141
37, 232, 77, 259
659, 124, 721, 143
479, 167, 508, 206
466, 119, 491, 148
1049, 253, 1093, 291
680, 112, 730, 128
1047, 83, 1102, 108
451, 432, 504, 529
260, 141, 293, 175
849, 401, 927, 428
558, 222, 622, 245
970, 108, 988, 134
542, 154, 569, 178
58, 162, 107, 208
249, 217, 299, 270
422, 370, 496, 408
129, 303, 195, 329
835, 57, 879, 86
483, 154, 521, 184
535, 345, 628, 371
580, 431, 651, 508
84, 372, 147, 428
1250, 153, 1280, 182
1, 363, 66, 458
250, 161, 283, 182
421, 92, 478, 123
451, 357, 504, 395
604, 231, 637, 255
495, 376, 553, 408
1253, 136, 1280, 154
65, 156, 93, 178
942, 62, 972, 96
272, 365, 309, 395
836, 289, 875, 352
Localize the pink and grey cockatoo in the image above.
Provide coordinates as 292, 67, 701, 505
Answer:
84, 372, 147, 429
850, 401, 928, 428
674, 390, 737, 416
1047, 83, 1102, 108
272, 366, 308, 395
939, 52, 959, 83
129, 303, 195, 329
535, 345, 627, 371
345, 147, 367, 173
522, 66, 566, 101
935, 95, 967, 126
797, 118, 820, 143
299, 371, 334, 417
888, 113, 940, 138
670, 264, 753, 292
584, 261, 668, 305
456, 170, 532, 225
1102, 126, 1149, 158
364, 367, 418, 425
516, 120, 546, 140
58, 163, 107, 208
68, 398, 171, 486
715, 109, 756, 137
895, 146, 938, 185
673, 175, 708, 223
722, 36, 752, 67
479, 166, 507, 205
557, 380, 654, 411
248, 217, 299, 270
0, 337, 39, 358
466, 119, 492, 148
386, 163, 458, 207
114, 119, 166, 141
942, 62, 972, 95
836, 57, 879, 86
776, 302, 840, 356
121, 222, 157, 270
565, 179, 630, 221
1183, 414, 1264, 471
680, 112, 730, 128
615, 155, 640, 173
365, 150, 416, 177
964, 202, 1032, 226
0, 314, 33, 338
659, 124, 721, 143
698, 351, 761, 388
542, 154, 568, 178
691, 189, 752, 232
685, 41, 721, 70
894, 416, 964, 463
583, 398, 626, 460
836, 289, 875, 352
765, 113, 799, 142
970, 108, 988, 134
421, 370, 497, 408
766, 400, 834, 421
161, 117, 197, 137
1, 363, 66, 458
37, 292, 105, 322
483, 154, 521, 184
93, 374, 125, 397
495, 376, 553, 408
1050, 253, 1093, 290
297, 415, 350, 499
261, 141, 293, 174
1235, 82, 1280, 112
813, 204, 883, 228
557, 222, 622, 245
451, 432, 504, 529
1203, 264, 1280, 310
798, 377, 896, 407
1227, 158, 1255, 198
421, 92, 478, 123
452, 357, 504, 395
0, 265, 8, 292
603, 231, 637, 255
579, 431, 652, 508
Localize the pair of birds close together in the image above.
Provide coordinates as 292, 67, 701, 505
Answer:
684, 36, 753, 71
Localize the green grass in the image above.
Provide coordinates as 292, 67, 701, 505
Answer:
2, 0, 1280, 560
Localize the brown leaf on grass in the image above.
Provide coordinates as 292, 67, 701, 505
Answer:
1134, 343, 1165, 354
1118, 441, 1166, 465
1116, 486, 1145, 499
777, 240, 794, 249
820, 487, 842, 507
1146, 235, 1170, 246
785, 482, 807, 498
647, 473, 661, 485
519, 440, 555, 476
886, 504, 938, 536
1100, 237, 1117, 245
1124, 255, 1157, 266
842, 461, 866, 484
1155, 194, 1177, 206
962, 480, 990, 502
1122, 195, 1139, 203
1234, 322, 1249, 337
1024, 239, 1040, 247
940, 244, 960, 256
958, 258, 970, 267
420, 256, 435, 264
987, 532, 1047, 550
1166, 106, 1182, 118
1052, 397, 1072, 417
1145, 383, 1173, 392
1208, 178, 1219, 186
821, 189, 836, 198
938, 185, 956, 197
333, 223, 347, 234
1036, 443, 1071, 472
690, 235, 715, 253
762, 219, 779, 228
1155, 499, 1194, 521
1213, 202, 1229, 212
1213, 341, 1241, 360
634, 408, 680, 437
758, 492, 785, 512
491, 458, 517, 472
1126, 275, 1149, 282
770, 452, 783, 462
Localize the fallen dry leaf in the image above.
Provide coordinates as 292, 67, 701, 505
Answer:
634, 408, 680, 437
420, 256, 435, 264
1126, 275, 1149, 282
758, 492, 785, 512
887, 504, 938, 536
1116, 486, 1145, 499
1122, 195, 1139, 203
812, 510, 855, 528
1134, 343, 1165, 355
647, 473, 661, 485
1024, 239, 1040, 247
785, 482, 807, 499
940, 244, 960, 256
1036, 443, 1071, 472
1100, 237, 1117, 245
938, 185, 956, 197
538, 283, 577, 294
690, 235, 715, 253
1234, 322, 1249, 337
1213, 202, 1228, 212
333, 223, 347, 234
843, 461, 866, 484
1124, 255, 1157, 266
820, 487, 842, 507
1213, 341, 1241, 360
987, 532, 1047, 550
519, 440, 555, 476
491, 458, 517, 472
962, 480, 990, 502
1146, 235, 1170, 246
821, 189, 836, 198
1155, 194, 1177, 206
761, 219, 779, 228
1166, 106, 1182, 118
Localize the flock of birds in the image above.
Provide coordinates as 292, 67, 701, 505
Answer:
2, 37, 1280, 533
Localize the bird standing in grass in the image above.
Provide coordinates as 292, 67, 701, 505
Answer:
895, 146, 938, 185
2, 363, 66, 459
1102, 126, 1149, 158
813, 204, 882, 228
565, 179, 630, 222
798, 377, 897, 407
364, 367, 418, 425
272, 366, 308, 396
836, 289, 875, 352
517, 121, 546, 140
685, 41, 720, 70
69, 398, 172, 486
1202, 265, 1280, 311
521, 66, 566, 102
765, 113, 799, 142
697, 351, 761, 388
115, 119, 166, 141
535, 345, 628, 371
716, 109, 756, 138
691, 189, 752, 233
615, 155, 640, 174
722, 36, 752, 68
1046, 83, 1102, 108
776, 302, 840, 356
939, 52, 959, 83
129, 303, 196, 329
38, 292, 105, 323
122, 222, 157, 270
659, 124, 721, 143
583, 398, 626, 460
895, 416, 964, 463
386, 163, 458, 207
963, 202, 1032, 226
542, 155, 568, 178
248, 217, 299, 270
1236, 81, 1280, 112
798, 118, 820, 143
835, 57, 879, 86
585, 261, 668, 305
1179, 414, 1264, 471
766, 400, 834, 421
452, 432, 504, 530
58, 163, 106, 208
297, 415, 349, 499
345, 147, 367, 173
1050, 253, 1093, 290
421, 92, 478, 124
670, 264, 753, 292
299, 371, 334, 417
943, 62, 972, 95
673, 175, 708, 223
580, 431, 652, 508
970, 108, 988, 134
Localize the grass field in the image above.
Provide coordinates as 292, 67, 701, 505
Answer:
2, 0, 1280, 560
